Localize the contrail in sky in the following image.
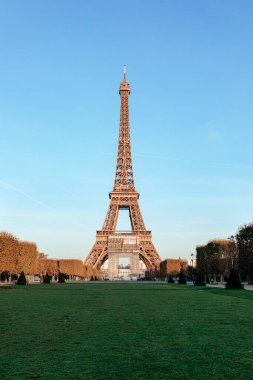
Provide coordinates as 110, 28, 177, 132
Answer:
0, 180, 51, 209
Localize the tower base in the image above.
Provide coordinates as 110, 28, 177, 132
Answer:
85, 230, 160, 275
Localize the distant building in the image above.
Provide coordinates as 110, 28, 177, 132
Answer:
101, 260, 146, 279
118, 268, 131, 278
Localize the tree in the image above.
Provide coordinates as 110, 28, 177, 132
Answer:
58, 272, 66, 283
194, 273, 206, 286
58, 259, 84, 279
17, 241, 38, 275
187, 265, 196, 280
36, 252, 47, 276
0, 232, 19, 278
225, 236, 238, 271
196, 245, 207, 277
226, 268, 243, 289
206, 241, 222, 281
44, 259, 59, 277
16, 271, 27, 285
178, 269, 187, 284
43, 273, 51, 284
168, 275, 174, 283
236, 223, 253, 283
196, 240, 237, 282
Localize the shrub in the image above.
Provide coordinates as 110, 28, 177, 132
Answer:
168, 275, 175, 283
16, 271, 27, 285
43, 273, 51, 284
58, 272, 66, 283
178, 270, 187, 284
194, 273, 206, 286
226, 268, 243, 289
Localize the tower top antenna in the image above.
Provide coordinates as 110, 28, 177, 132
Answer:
123, 64, 126, 80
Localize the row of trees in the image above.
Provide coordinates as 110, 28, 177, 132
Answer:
0, 232, 100, 281
0, 232, 38, 278
196, 222, 253, 283
196, 239, 236, 281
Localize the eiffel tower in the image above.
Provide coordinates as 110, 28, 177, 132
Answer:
85, 66, 161, 277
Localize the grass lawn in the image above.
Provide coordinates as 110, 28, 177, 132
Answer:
1, 283, 253, 380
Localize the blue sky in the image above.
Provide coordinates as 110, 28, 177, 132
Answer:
1, 0, 253, 261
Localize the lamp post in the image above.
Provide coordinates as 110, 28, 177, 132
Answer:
191, 253, 194, 281
227, 235, 235, 268
191, 253, 194, 267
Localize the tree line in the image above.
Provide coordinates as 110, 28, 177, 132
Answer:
196, 222, 253, 284
0, 231, 100, 282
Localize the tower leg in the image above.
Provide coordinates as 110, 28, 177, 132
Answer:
131, 253, 139, 276
108, 252, 119, 279
85, 240, 107, 270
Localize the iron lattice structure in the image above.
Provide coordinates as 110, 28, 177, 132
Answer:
85, 68, 161, 273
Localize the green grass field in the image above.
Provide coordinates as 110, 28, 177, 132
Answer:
1, 283, 253, 380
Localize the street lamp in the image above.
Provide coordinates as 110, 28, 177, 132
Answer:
227, 236, 235, 268
191, 253, 194, 267
190, 253, 194, 281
